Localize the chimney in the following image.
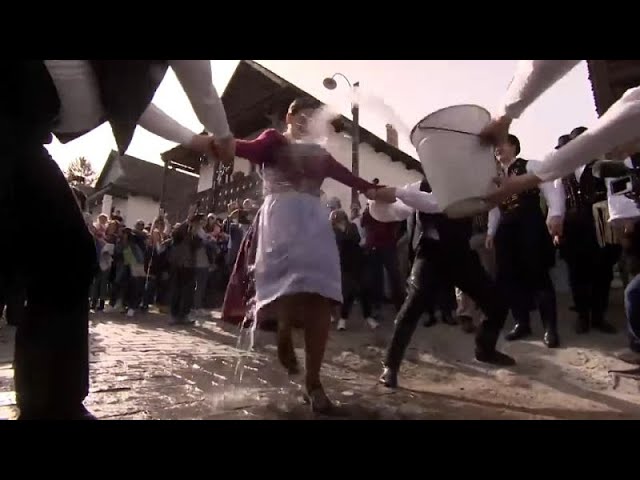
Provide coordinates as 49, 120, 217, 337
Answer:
386, 124, 398, 148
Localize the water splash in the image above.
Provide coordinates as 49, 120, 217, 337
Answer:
322, 87, 413, 145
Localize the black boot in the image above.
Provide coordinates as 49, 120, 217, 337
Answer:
475, 348, 516, 366
379, 366, 399, 389
441, 311, 458, 326
423, 314, 437, 328
591, 312, 617, 334
505, 323, 532, 341
575, 313, 590, 334
458, 315, 476, 334
543, 329, 560, 348
475, 326, 516, 366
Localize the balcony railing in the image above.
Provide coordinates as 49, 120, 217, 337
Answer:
191, 172, 263, 214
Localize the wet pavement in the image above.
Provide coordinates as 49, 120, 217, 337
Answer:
1, 293, 640, 420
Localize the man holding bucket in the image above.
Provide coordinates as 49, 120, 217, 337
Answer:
479, 60, 640, 200
366, 181, 516, 389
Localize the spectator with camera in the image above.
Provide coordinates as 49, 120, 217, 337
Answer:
607, 155, 640, 365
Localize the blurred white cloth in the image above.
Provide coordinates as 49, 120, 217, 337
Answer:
606, 162, 640, 225
497, 60, 640, 183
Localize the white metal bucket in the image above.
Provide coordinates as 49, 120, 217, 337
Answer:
410, 105, 498, 218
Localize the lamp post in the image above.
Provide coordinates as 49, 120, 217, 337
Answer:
323, 73, 360, 208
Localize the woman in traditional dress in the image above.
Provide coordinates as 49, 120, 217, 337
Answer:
220, 98, 378, 412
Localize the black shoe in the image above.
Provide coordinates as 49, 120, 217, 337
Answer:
423, 314, 437, 328
475, 349, 516, 366
543, 330, 560, 348
575, 315, 590, 334
505, 324, 532, 341
18, 404, 97, 420
614, 350, 640, 365
68, 405, 98, 420
441, 312, 458, 326
379, 367, 399, 389
592, 318, 617, 334
458, 316, 476, 334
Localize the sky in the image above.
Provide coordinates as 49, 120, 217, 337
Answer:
47, 60, 598, 177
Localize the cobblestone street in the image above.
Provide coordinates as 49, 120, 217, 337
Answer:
1, 292, 640, 420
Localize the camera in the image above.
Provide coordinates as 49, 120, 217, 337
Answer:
593, 155, 640, 205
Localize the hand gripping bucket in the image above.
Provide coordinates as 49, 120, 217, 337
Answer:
410, 105, 498, 218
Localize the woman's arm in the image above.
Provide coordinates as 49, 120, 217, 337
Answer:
235, 129, 286, 165
324, 155, 377, 192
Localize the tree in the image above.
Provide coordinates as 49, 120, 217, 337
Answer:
66, 156, 97, 186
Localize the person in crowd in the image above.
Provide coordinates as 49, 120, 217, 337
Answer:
369, 180, 516, 390
486, 134, 565, 348
192, 213, 215, 317
133, 219, 147, 237
93, 214, 109, 241
219, 98, 378, 413
361, 203, 405, 316
146, 215, 170, 312
330, 209, 378, 331
327, 197, 342, 213
4, 60, 235, 419
168, 211, 202, 325
122, 227, 147, 318
90, 228, 114, 312
556, 128, 620, 334
226, 205, 252, 269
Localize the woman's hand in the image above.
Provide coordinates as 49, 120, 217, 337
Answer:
188, 134, 216, 158
213, 135, 236, 164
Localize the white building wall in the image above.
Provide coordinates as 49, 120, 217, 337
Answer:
197, 162, 215, 192
125, 196, 160, 227
322, 131, 423, 209
111, 197, 128, 221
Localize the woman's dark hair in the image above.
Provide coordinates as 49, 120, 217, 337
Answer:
507, 134, 521, 156
288, 97, 320, 116
238, 210, 250, 225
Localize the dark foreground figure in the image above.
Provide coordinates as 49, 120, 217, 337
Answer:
3, 60, 234, 419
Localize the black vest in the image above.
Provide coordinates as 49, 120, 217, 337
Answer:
562, 162, 607, 214
499, 158, 541, 217
2, 60, 169, 154
408, 180, 473, 259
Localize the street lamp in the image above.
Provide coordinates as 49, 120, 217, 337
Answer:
323, 72, 361, 207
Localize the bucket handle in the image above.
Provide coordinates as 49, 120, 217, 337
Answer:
417, 126, 480, 137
